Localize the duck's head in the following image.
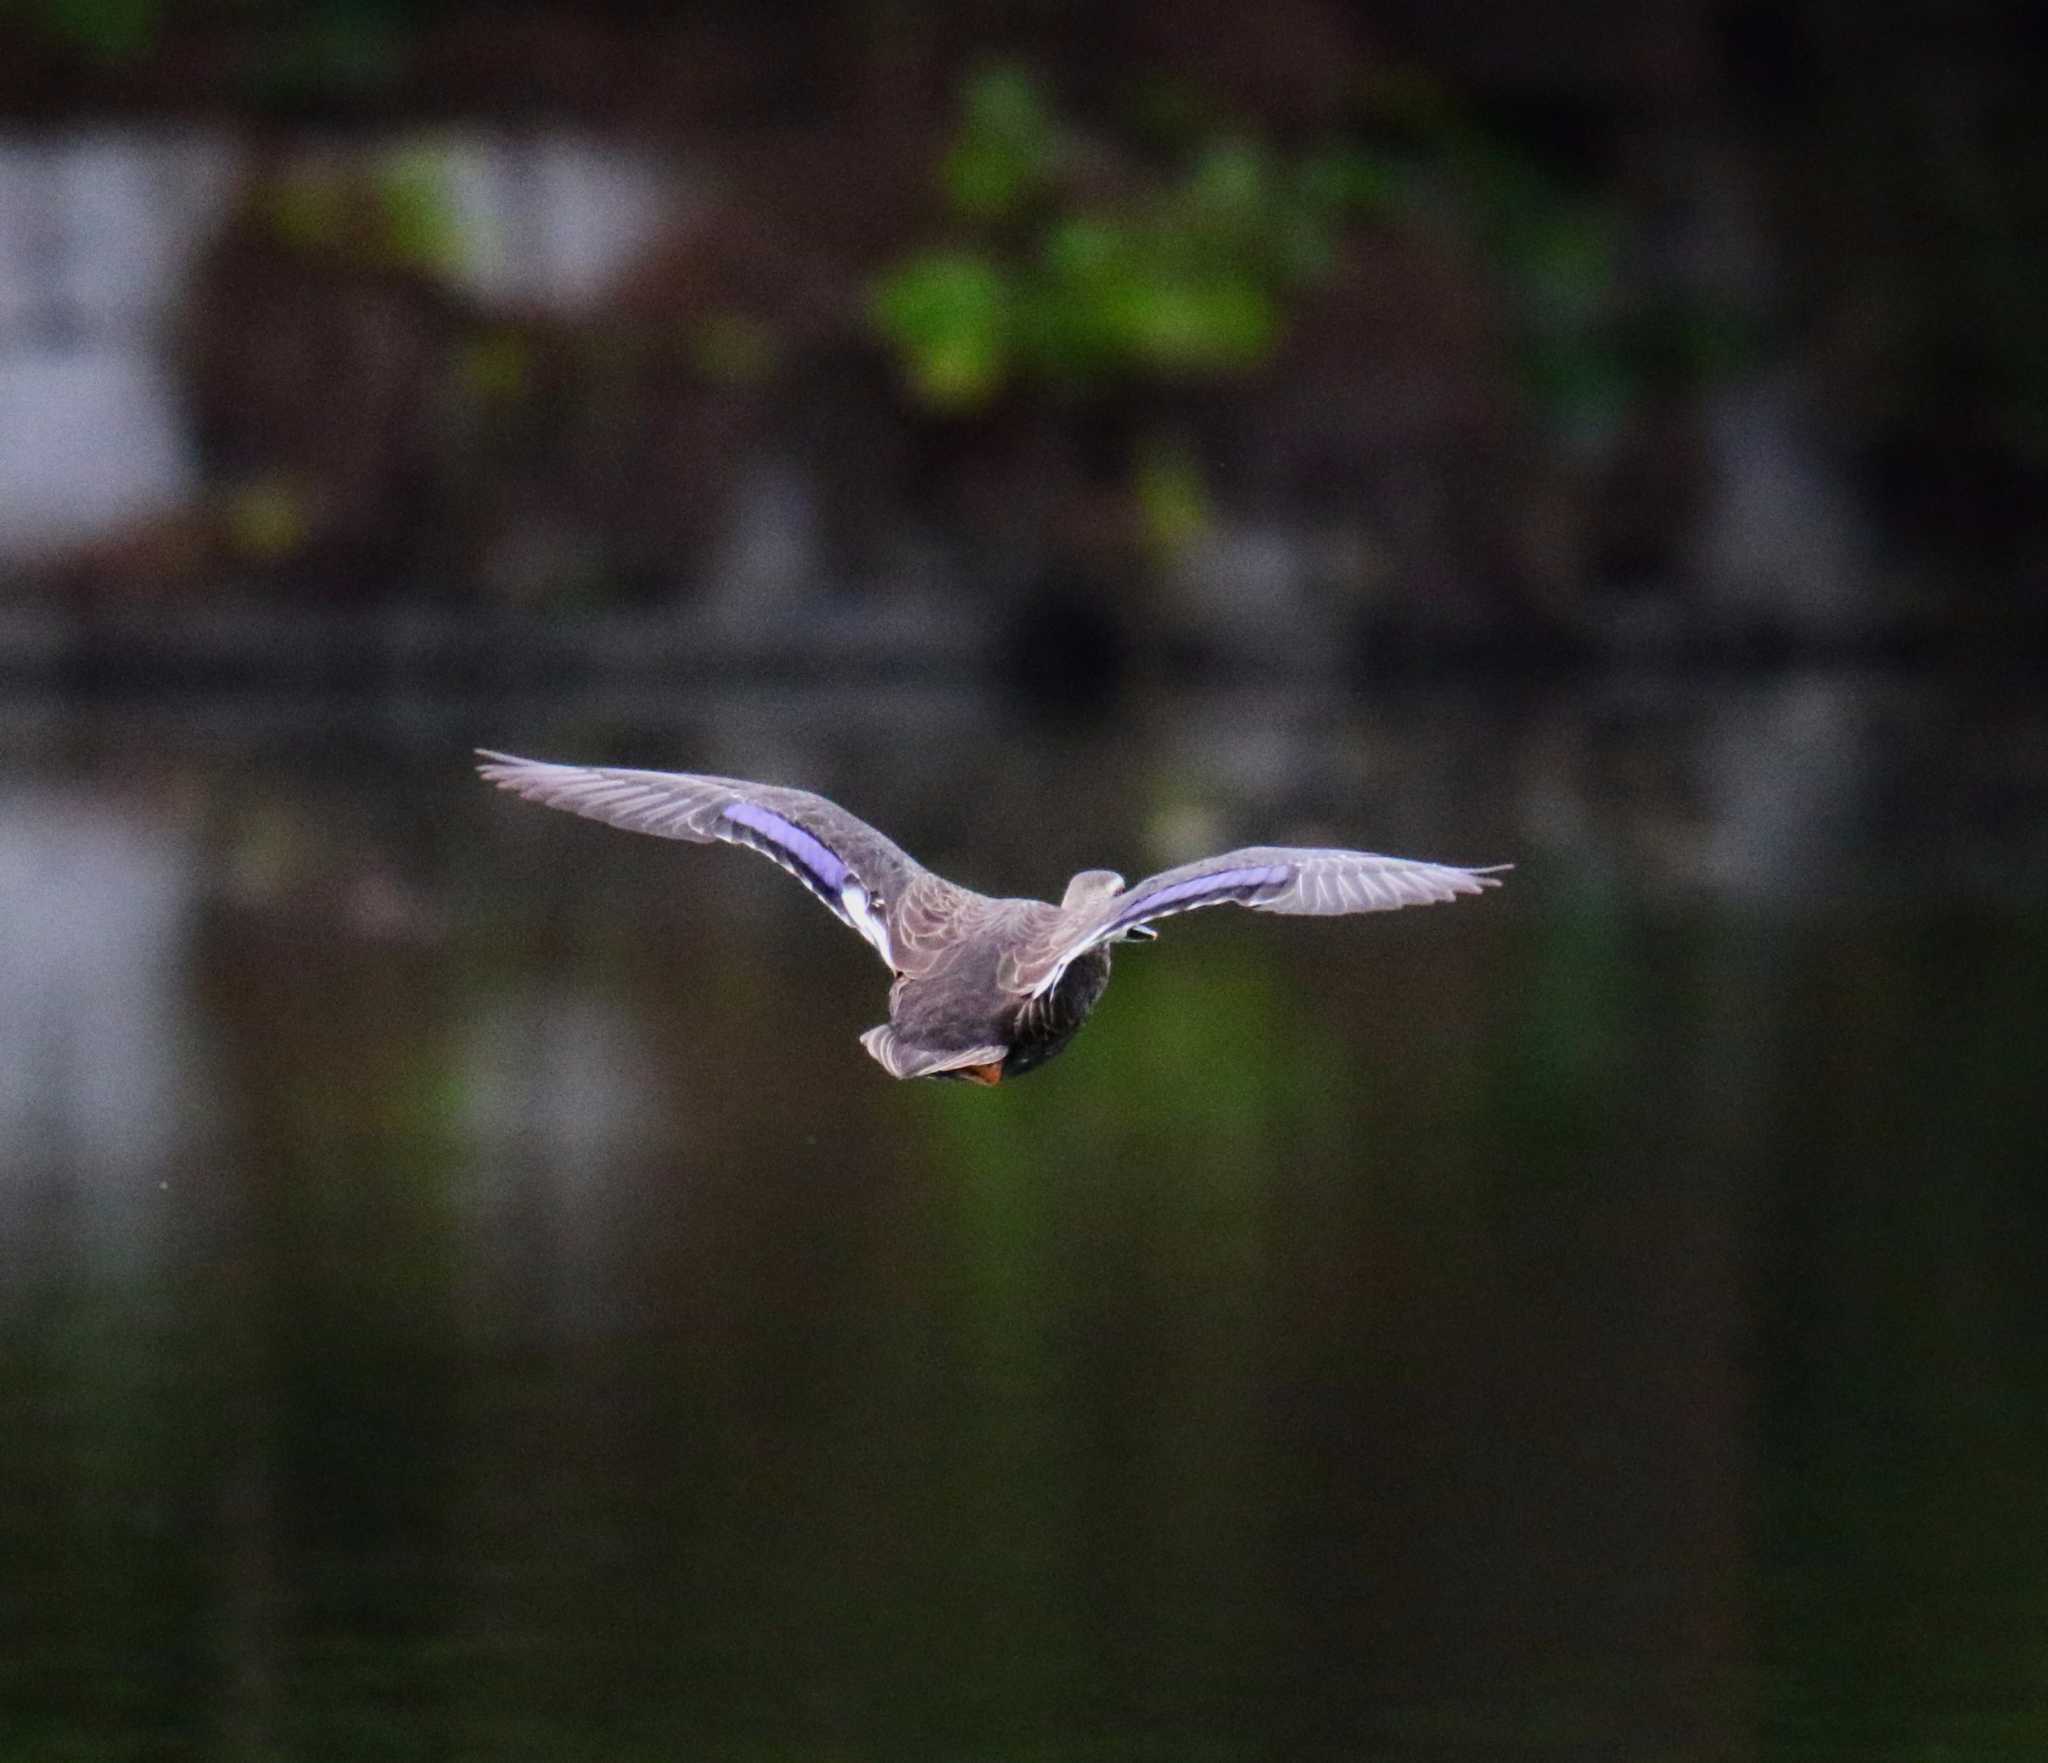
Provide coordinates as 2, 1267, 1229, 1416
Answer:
1059, 869, 1126, 911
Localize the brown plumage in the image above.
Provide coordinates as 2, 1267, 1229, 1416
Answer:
477, 750, 1507, 1085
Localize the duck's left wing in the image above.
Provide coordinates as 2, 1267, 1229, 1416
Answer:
1003, 845, 1508, 999
477, 749, 955, 970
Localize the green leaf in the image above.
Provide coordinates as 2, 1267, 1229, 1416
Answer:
374, 150, 461, 274
871, 252, 1012, 408
1186, 140, 1272, 226
1295, 147, 1401, 218
1135, 436, 1211, 557
1119, 274, 1280, 373
942, 64, 1055, 221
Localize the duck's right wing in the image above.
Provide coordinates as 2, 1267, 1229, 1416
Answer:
477, 750, 965, 972
1002, 845, 1509, 998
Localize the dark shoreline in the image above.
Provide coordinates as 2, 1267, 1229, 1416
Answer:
4, 591, 2037, 697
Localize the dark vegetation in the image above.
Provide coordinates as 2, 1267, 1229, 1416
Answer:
6, 0, 2045, 661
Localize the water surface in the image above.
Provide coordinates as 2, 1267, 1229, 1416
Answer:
3, 675, 2045, 1760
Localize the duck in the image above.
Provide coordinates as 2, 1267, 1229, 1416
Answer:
477, 750, 1506, 1085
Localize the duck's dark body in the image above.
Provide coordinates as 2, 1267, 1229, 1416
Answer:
1001, 945, 1113, 1078
885, 901, 1114, 1082
475, 750, 1506, 1087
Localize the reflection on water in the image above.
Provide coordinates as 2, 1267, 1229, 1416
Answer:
2, 675, 2045, 1761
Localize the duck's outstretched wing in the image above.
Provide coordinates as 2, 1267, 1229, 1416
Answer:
1001, 845, 1509, 999
476, 750, 962, 971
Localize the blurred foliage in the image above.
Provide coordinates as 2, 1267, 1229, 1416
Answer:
874, 61, 1745, 451
260, 146, 463, 274
20, 0, 159, 60
940, 62, 1058, 222
8, 0, 2044, 617
222, 475, 311, 560
21, 0, 414, 93
873, 65, 1396, 411
460, 327, 533, 401
1462, 138, 1634, 442
1133, 433, 1210, 561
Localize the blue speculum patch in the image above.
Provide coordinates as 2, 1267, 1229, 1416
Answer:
721, 801, 849, 896
1115, 862, 1290, 928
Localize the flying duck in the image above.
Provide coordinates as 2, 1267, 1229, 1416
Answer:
477, 750, 1506, 1085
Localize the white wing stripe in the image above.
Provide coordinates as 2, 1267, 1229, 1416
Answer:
839, 880, 896, 967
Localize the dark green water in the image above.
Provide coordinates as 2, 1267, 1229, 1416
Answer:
2, 677, 2044, 1761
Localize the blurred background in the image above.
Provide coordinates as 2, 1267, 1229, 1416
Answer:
3, 3, 2046, 1760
